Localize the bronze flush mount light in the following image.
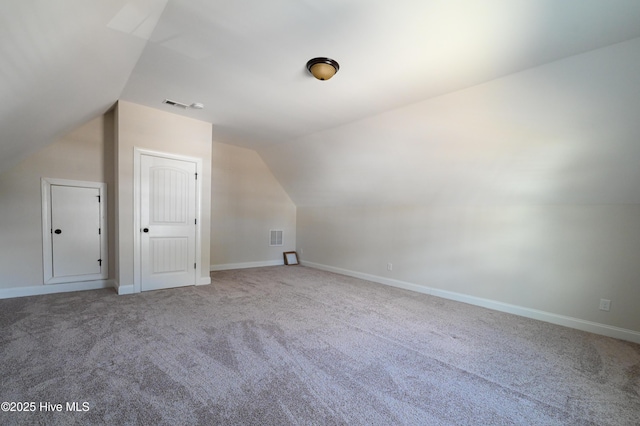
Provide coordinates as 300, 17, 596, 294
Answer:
306, 57, 340, 81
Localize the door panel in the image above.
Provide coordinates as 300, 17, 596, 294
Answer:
51, 185, 101, 277
141, 155, 196, 291
150, 237, 189, 273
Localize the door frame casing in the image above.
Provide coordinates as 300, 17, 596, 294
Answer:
133, 148, 203, 294
41, 177, 108, 284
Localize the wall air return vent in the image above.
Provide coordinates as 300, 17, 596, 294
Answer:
270, 230, 283, 246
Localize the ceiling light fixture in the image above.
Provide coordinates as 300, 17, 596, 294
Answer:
306, 57, 340, 81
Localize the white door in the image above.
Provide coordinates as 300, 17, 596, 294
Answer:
50, 185, 103, 279
140, 154, 197, 291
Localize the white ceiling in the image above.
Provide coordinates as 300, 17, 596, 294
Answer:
2, 0, 640, 174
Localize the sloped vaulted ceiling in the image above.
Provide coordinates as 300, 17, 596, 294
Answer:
2, 0, 640, 206
260, 37, 640, 207
0, 0, 168, 172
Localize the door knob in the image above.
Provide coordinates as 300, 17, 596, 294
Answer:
143, 228, 149, 233
54, 229, 62, 234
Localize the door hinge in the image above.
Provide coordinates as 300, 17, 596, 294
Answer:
98, 259, 102, 266
195, 172, 198, 180
194, 218, 197, 225
194, 263, 196, 269
98, 228, 101, 235
97, 195, 101, 203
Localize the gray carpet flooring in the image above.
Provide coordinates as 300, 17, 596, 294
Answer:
1, 266, 639, 425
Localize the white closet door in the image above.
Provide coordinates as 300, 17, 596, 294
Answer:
51, 185, 102, 278
140, 154, 197, 291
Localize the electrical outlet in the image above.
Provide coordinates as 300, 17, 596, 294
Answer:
599, 299, 611, 312
387, 263, 393, 271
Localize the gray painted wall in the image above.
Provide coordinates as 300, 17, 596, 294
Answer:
210, 142, 296, 268
115, 101, 213, 289
297, 204, 640, 332
0, 102, 296, 293
259, 39, 640, 335
0, 113, 115, 289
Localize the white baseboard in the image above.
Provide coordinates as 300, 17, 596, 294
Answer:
0, 280, 115, 300
197, 276, 212, 286
114, 277, 209, 293
210, 259, 284, 271
114, 281, 134, 295
301, 261, 640, 344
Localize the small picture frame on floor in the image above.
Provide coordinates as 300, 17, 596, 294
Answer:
283, 251, 299, 265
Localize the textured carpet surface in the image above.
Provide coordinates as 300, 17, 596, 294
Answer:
1, 266, 639, 425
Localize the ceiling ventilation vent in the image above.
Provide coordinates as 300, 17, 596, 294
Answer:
163, 99, 189, 109
270, 230, 283, 246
